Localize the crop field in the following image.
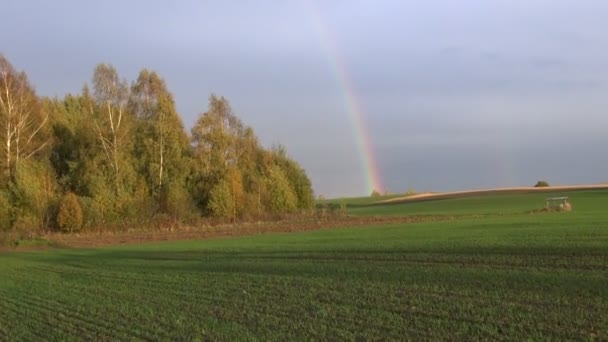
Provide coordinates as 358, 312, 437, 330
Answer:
1, 190, 607, 340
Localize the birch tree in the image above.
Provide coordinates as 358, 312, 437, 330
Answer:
130, 69, 189, 192
0, 54, 50, 180
91, 63, 130, 187
190, 95, 247, 213
191, 95, 245, 176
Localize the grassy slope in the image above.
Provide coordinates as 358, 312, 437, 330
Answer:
348, 189, 605, 216
1, 190, 607, 340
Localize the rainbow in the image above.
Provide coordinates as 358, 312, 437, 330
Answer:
308, 7, 384, 195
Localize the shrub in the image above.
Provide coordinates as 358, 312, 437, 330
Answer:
371, 189, 382, 198
11, 215, 42, 238
160, 181, 195, 221
57, 192, 84, 233
534, 180, 550, 187
10, 160, 58, 230
339, 201, 348, 217
208, 180, 234, 218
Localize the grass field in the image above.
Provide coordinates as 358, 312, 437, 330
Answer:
348, 189, 607, 216
1, 190, 607, 340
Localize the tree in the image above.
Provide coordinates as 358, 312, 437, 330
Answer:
0, 54, 50, 181
191, 95, 245, 174
0, 57, 318, 232
204, 167, 243, 221
91, 64, 132, 189
272, 146, 314, 210
130, 69, 191, 210
226, 167, 244, 221
234, 128, 264, 216
267, 165, 298, 213
208, 179, 233, 219
190, 95, 247, 213
48, 94, 96, 193
47, 90, 124, 226
534, 180, 550, 187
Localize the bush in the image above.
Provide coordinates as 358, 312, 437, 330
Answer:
371, 189, 382, 198
534, 180, 550, 187
339, 201, 348, 216
10, 160, 58, 230
57, 192, 84, 233
160, 181, 195, 221
11, 215, 42, 238
208, 180, 234, 218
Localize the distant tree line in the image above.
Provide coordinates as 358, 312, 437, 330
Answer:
0, 55, 314, 233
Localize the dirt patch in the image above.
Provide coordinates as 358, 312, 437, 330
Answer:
33, 215, 475, 249
376, 184, 608, 205
386, 192, 437, 202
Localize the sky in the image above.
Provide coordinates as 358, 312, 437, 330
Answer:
2, 0, 608, 197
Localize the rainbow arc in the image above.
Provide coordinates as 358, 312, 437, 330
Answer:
309, 8, 384, 195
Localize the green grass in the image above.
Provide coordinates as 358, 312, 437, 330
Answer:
1, 190, 607, 340
348, 189, 607, 216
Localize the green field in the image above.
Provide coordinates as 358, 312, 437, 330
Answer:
1, 190, 607, 340
348, 189, 606, 216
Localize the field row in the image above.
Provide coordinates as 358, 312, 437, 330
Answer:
1, 242, 606, 340
2, 190, 607, 340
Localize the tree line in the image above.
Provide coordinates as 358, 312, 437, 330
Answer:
0, 55, 314, 233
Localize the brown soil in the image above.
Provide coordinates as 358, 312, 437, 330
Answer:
34, 215, 474, 249
377, 184, 608, 205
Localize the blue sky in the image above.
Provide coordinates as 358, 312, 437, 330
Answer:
2, 0, 608, 197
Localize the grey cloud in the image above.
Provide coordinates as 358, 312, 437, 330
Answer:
529, 57, 568, 69
2, 0, 608, 197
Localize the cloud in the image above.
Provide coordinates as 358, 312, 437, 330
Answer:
529, 57, 568, 69
2, 0, 608, 196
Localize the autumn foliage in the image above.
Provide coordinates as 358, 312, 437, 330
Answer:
57, 192, 83, 233
0, 54, 314, 234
